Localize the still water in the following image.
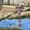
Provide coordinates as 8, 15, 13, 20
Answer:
0, 19, 18, 28
22, 18, 30, 30
0, 18, 30, 30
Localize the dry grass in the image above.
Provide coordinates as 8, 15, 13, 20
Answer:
0, 5, 30, 19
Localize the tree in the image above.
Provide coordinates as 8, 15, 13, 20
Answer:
13, 1, 14, 5
28, 2, 29, 6
0, 0, 3, 11
7, 0, 10, 5
0, 0, 3, 6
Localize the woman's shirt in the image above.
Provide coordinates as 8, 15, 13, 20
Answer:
16, 7, 23, 15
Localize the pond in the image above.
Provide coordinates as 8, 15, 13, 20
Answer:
0, 19, 18, 28
0, 18, 30, 30
22, 18, 30, 30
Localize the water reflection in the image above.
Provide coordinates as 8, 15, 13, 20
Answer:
22, 18, 30, 30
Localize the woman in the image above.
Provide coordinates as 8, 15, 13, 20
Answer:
16, 5, 24, 27
16, 5, 24, 16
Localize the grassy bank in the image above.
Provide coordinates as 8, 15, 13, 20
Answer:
0, 28, 21, 30
0, 16, 28, 20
